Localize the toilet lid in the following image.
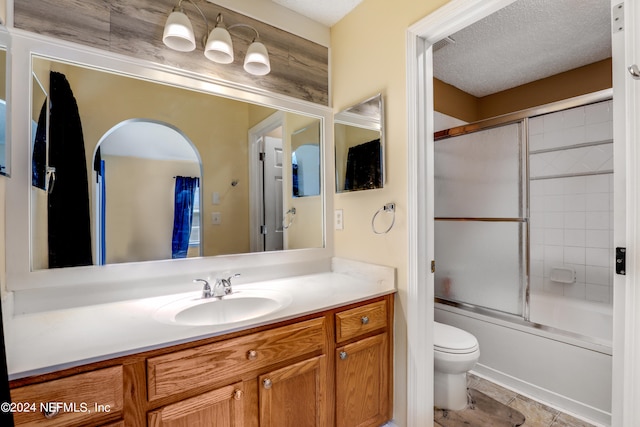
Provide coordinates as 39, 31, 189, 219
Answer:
434, 322, 479, 354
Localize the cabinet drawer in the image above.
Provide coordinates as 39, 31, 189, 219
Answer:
147, 317, 326, 401
148, 382, 245, 427
335, 300, 387, 342
10, 365, 123, 426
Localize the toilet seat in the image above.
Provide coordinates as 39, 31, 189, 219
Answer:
434, 322, 479, 354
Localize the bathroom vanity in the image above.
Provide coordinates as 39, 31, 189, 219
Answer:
6, 264, 395, 427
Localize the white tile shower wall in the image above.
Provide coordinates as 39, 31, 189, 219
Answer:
529, 100, 613, 304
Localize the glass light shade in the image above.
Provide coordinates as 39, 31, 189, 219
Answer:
163, 10, 196, 52
204, 27, 234, 64
244, 41, 271, 76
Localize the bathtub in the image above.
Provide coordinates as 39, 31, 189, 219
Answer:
435, 298, 612, 426
528, 292, 613, 345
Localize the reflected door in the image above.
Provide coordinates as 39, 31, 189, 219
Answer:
263, 135, 284, 251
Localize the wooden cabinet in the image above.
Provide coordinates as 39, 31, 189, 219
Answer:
9, 294, 394, 427
259, 355, 327, 427
10, 366, 124, 427
147, 382, 245, 427
336, 334, 389, 427
334, 300, 393, 427
146, 317, 326, 401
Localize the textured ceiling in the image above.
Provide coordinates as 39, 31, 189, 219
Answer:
270, 0, 363, 26
433, 0, 612, 97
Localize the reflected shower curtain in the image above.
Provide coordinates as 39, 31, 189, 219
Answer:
48, 71, 93, 268
344, 138, 381, 191
171, 176, 199, 259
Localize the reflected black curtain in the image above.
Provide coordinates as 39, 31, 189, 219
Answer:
344, 138, 382, 191
172, 176, 199, 259
32, 100, 47, 190
48, 71, 93, 268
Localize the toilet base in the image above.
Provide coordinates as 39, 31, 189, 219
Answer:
434, 370, 469, 410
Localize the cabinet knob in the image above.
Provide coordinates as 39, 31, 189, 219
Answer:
43, 408, 59, 419
263, 378, 272, 390
247, 350, 258, 360
339, 351, 348, 360
233, 389, 244, 400
361, 316, 369, 325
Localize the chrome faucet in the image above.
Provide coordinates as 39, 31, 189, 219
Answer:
194, 274, 240, 299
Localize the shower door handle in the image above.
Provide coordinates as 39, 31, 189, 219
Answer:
616, 247, 626, 275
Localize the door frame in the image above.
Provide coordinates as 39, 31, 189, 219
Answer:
405, 0, 638, 425
249, 111, 285, 252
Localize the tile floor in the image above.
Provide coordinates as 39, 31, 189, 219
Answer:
434, 373, 598, 427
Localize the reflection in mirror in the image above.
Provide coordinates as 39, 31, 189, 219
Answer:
335, 93, 384, 193
30, 56, 324, 271
94, 120, 202, 265
292, 122, 320, 197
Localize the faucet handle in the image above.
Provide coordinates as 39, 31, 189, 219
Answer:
226, 273, 241, 283
222, 273, 240, 295
193, 279, 211, 299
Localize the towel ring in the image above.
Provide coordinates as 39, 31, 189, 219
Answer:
283, 207, 296, 229
372, 203, 396, 234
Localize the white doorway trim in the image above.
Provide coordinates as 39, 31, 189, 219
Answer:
613, 1, 640, 425
248, 111, 285, 253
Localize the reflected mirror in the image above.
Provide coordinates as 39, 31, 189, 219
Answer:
334, 93, 384, 193
292, 121, 320, 197
30, 56, 324, 270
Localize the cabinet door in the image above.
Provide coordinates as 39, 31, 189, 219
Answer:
259, 355, 327, 427
147, 382, 245, 427
336, 333, 389, 427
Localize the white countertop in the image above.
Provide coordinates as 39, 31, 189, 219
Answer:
4, 259, 395, 380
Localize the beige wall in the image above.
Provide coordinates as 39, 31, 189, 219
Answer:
331, 0, 450, 424
435, 58, 613, 123
104, 156, 200, 264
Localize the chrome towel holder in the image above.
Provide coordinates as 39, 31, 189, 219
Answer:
372, 202, 396, 234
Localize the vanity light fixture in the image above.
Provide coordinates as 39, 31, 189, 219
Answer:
162, 1, 271, 76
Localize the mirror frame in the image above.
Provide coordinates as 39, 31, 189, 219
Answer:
334, 93, 385, 193
6, 31, 334, 292
0, 28, 10, 177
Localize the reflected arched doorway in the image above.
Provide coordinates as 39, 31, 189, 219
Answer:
93, 119, 202, 265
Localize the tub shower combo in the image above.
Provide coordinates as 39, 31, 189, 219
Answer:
434, 92, 614, 424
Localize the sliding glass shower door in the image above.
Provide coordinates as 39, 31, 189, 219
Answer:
434, 121, 527, 316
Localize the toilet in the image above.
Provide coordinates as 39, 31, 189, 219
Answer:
433, 321, 480, 410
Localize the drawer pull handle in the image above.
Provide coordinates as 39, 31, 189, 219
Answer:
247, 350, 258, 360
339, 351, 348, 360
361, 316, 370, 325
263, 378, 272, 390
43, 408, 59, 419
233, 389, 244, 400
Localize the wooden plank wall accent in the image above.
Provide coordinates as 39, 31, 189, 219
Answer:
14, 0, 329, 105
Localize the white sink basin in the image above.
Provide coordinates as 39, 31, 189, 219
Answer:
154, 289, 292, 326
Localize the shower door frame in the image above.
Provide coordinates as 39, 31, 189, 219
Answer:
434, 118, 529, 319
433, 91, 614, 325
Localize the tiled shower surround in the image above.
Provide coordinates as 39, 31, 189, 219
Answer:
529, 100, 613, 303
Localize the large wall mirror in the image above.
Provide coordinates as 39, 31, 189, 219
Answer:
7, 33, 331, 290
334, 93, 384, 193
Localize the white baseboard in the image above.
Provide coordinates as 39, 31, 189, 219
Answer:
472, 365, 611, 427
